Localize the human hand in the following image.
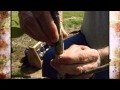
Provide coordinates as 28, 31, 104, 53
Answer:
19, 11, 68, 45
50, 45, 99, 79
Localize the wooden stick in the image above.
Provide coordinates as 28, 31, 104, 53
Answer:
33, 42, 42, 48
51, 11, 65, 79
51, 11, 64, 56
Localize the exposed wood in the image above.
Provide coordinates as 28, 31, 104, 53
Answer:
27, 42, 42, 69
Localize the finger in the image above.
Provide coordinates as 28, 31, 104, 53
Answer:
82, 61, 98, 71
61, 25, 68, 38
82, 49, 99, 64
50, 60, 83, 75
57, 45, 98, 64
20, 11, 50, 42
54, 53, 80, 64
32, 11, 59, 43
54, 51, 94, 65
19, 11, 40, 40
19, 11, 51, 43
58, 11, 68, 38
73, 62, 98, 79
51, 60, 98, 75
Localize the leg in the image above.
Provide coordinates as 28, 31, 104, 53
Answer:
42, 32, 88, 79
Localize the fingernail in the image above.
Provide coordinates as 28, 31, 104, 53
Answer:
52, 39, 58, 44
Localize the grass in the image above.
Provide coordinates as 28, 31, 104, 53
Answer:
63, 11, 84, 29
12, 11, 20, 27
12, 11, 84, 78
12, 11, 24, 38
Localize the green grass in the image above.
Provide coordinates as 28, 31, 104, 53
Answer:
63, 11, 84, 18
12, 11, 20, 27
63, 11, 84, 29
12, 11, 24, 38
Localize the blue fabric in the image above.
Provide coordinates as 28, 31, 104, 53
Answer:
42, 32, 109, 79
94, 70, 109, 79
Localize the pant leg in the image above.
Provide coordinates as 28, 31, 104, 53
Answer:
93, 70, 109, 79
42, 33, 88, 79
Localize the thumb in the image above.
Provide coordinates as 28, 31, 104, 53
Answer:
61, 25, 68, 38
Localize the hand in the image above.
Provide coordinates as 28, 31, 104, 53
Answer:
19, 11, 68, 45
50, 45, 99, 79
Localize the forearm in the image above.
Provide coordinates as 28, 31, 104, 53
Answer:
97, 46, 109, 65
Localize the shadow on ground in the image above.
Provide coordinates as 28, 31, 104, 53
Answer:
20, 57, 40, 74
12, 27, 24, 38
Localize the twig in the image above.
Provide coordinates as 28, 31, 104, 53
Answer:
50, 11, 65, 79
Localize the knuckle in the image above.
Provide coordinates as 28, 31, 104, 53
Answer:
74, 66, 83, 75
71, 44, 77, 48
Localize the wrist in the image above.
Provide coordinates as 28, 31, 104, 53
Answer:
96, 50, 101, 66
97, 47, 109, 65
